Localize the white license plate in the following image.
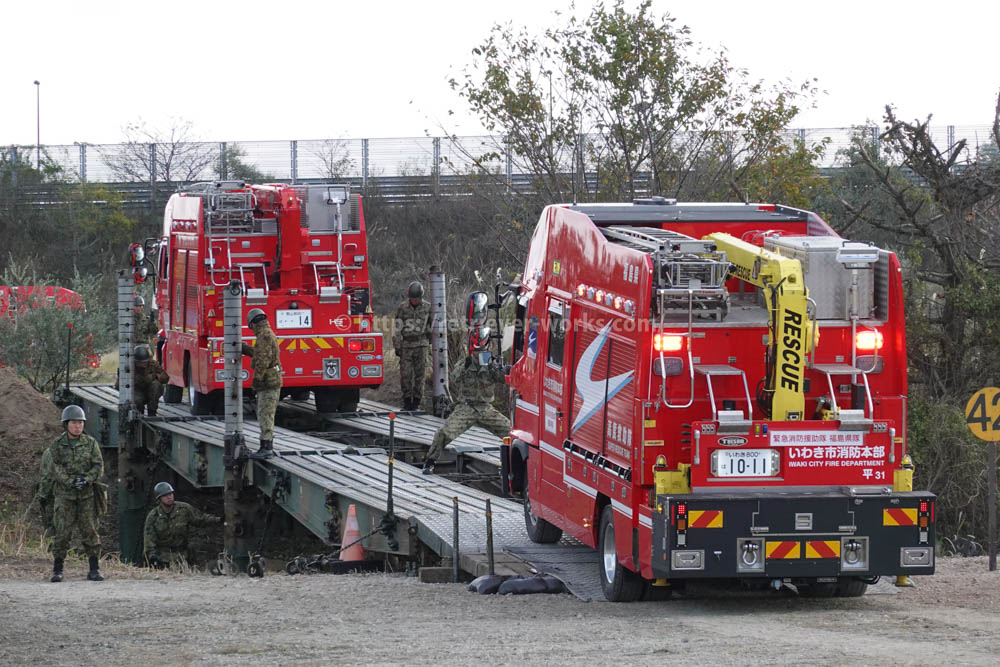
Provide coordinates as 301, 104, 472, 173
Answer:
711, 449, 776, 477
276, 309, 312, 329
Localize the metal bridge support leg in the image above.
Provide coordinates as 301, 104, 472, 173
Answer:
116, 271, 147, 564
429, 265, 450, 417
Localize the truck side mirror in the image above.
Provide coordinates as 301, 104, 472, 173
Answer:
466, 291, 489, 327
128, 243, 145, 267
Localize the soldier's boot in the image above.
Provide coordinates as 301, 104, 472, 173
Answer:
249, 439, 274, 460
50, 558, 64, 583
147, 406, 158, 417
421, 459, 435, 475
87, 556, 104, 581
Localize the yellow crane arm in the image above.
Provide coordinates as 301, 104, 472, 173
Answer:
703, 232, 813, 421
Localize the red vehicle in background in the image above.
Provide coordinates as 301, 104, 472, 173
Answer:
501, 199, 935, 601
0, 285, 101, 369
154, 181, 383, 415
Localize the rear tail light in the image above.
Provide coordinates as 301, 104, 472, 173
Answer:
653, 333, 684, 352
348, 337, 375, 352
855, 330, 884, 351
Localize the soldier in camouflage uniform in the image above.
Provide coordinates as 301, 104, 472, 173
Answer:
144, 481, 222, 568
133, 295, 160, 349
134, 345, 169, 416
35, 447, 54, 535
424, 326, 509, 474
392, 281, 432, 411
47, 404, 105, 582
242, 308, 282, 459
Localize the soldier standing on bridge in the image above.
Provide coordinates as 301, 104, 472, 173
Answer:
392, 281, 432, 411
423, 327, 509, 474
144, 481, 222, 568
47, 405, 105, 582
242, 308, 282, 459
134, 344, 169, 417
133, 295, 160, 352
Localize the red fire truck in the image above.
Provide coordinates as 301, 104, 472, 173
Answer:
0, 285, 101, 369
155, 181, 382, 415
501, 199, 935, 601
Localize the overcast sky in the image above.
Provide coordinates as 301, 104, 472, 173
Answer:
2, 0, 997, 146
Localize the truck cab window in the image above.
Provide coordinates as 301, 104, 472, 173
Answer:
546, 310, 565, 367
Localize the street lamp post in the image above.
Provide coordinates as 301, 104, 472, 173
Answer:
33, 80, 40, 170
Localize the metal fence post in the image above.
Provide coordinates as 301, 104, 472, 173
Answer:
505, 137, 512, 189
362, 138, 369, 188
78, 143, 87, 182
290, 140, 298, 183
433, 137, 441, 195
149, 143, 157, 210
219, 142, 227, 179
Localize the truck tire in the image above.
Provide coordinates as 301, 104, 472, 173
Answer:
799, 581, 838, 598
338, 388, 360, 413
164, 384, 183, 404
185, 361, 215, 416
598, 504, 644, 602
314, 387, 340, 413
836, 578, 868, 597
523, 484, 561, 544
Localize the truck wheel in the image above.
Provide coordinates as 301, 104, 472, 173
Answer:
288, 389, 311, 401
523, 484, 561, 543
799, 581, 838, 598
836, 578, 868, 597
186, 361, 214, 416
598, 504, 644, 602
164, 384, 183, 404
314, 387, 340, 413
338, 388, 360, 413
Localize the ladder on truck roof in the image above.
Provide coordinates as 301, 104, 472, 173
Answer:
189, 184, 271, 293
607, 228, 752, 426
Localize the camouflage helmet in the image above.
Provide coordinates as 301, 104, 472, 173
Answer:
247, 308, 267, 327
153, 481, 175, 499
61, 404, 87, 422
407, 281, 424, 300
134, 295, 145, 308
134, 345, 151, 364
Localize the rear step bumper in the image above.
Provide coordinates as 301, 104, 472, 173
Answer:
650, 490, 935, 579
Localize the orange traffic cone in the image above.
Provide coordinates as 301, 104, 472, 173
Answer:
340, 504, 365, 561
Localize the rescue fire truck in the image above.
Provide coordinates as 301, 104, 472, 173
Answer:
500, 199, 935, 601
154, 181, 382, 415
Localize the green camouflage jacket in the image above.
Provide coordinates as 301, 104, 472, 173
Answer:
136, 313, 160, 347
242, 321, 283, 391
450, 356, 506, 406
135, 358, 170, 390
48, 431, 103, 499
143, 501, 222, 558
392, 300, 432, 350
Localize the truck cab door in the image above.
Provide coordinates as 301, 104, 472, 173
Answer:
539, 298, 570, 495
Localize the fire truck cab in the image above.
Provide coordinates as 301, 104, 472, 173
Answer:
503, 199, 935, 601
155, 181, 382, 415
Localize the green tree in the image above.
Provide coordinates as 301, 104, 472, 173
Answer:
821, 94, 1000, 538
450, 0, 823, 204
0, 270, 114, 393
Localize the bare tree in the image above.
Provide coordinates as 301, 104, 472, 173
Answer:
312, 139, 355, 181
102, 118, 217, 183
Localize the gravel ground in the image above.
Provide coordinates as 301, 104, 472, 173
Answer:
1, 555, 998, 666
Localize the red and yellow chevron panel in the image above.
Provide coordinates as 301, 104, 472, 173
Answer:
805, 540, 841, 559
883, 508, 917, 526
688, 510, 723, 528
278, 337, 336, 352
766, 541, 801, 559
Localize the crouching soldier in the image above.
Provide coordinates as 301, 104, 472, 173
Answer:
144, 481, 222, 568
134, 345, 169, 417
423, 327, 509, 474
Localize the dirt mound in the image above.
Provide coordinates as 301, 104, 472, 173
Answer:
0, 367, 62, 517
